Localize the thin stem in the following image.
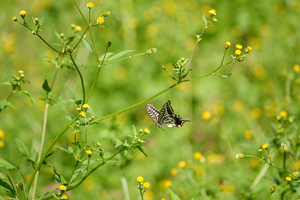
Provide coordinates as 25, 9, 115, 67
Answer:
36, 34, 69, 55
186, 25, 208, 71
31, 103, 50, 200
68, 149, 123, 190
72, 25, 91, 51
6, 91, 14, 101
273, 183, 290, 200
288, 153, 299, 172
220, 48, 228, 66
70, 53, 86, 104
86, 45, 109, 103
50, 68, 59, 90
28, 113, 80, 190
72, 0, 100, 62
94, 83, 177, 123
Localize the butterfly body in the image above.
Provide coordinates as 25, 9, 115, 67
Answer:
146, 100, 190, 129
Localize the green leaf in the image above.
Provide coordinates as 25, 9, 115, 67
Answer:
107, 50, 135, 61
69, 169, 81, 184
114, 139, 123, 148
137, 146, 148, 157
0, 158, 15, 169
0, 195, 6, 200
0, 178, 15, 195
52, 164, 68, 184
15, 139, 30, 158
99, 52, 114, 61
81, 37, 94, 53
0, 100, 15, 111
202, 15, 207, 25
42, 79, 51, 93
132, 125, 138, 136
36, 188, 58, 200
219, 73, 234, 78
55, 146, 73, 154
0, 81, 12, 86
22, 90, 38, 107
18, 167, 28, 199
167, 187, 181, 200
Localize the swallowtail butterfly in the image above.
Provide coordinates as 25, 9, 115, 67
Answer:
146, 100, 190, 129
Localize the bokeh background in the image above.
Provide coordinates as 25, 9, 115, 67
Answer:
1, 0, 300, 199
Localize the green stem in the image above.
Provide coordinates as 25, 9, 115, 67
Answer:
86, 45, 109, 103
6, 91, 14, 101
36, 34, 69, 55
273, 183, 290, 200
70, 53, 86, 104
28, 113, 80, 190
72, 25, 91, 51
72, 0, 100, 62
68, 149, 123, 190
94, 83, 177, 123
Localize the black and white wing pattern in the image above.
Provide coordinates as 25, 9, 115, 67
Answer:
146, 100, 190, 129
146, 102, 160, 125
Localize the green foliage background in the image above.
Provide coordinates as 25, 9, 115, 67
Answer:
1, 0, 300, 199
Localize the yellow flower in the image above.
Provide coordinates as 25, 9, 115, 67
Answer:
86, 150, 92, 157
97, 17, 104, 24
62, 195, 68, 199
178, 161, 186, 168
164, 180, 172, 188
235, 50, 242, 55
262, 143, 268, 149
0, 129, 4, 138
244, 129, 253, 139
87, 2, 94, 9
258, 149, 263, 153
12, 16, 17, 21
225, 41, 231, 48
144, 128, 150, 134
170, 168, 177, 176
285, 176, 292, 181
76, 107, 81, 111
71, 23, 76, 28
80, 111, 86, 117
137, 176, 144, 183
280, 111, 287, 118
144, 182, 151, 188
20, 10, 26, 18
75, 26, 82, 32
59, 185, 66, 191
83, 104, 89, 109
193, 152, 202, 160
246, 46, 252, 52
293, 64, 300, 73
202, 111, 211, 120
0, 141, 4, 148
236, 44, 243, 49
209, 9, 216, 16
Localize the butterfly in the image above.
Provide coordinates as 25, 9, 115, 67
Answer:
146, 100, 190, 129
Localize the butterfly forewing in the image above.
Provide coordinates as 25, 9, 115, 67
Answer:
157, 101, 176, 127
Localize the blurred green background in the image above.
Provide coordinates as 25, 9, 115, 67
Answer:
1, 0, 300, 199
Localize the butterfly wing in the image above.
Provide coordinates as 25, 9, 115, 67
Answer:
146, 103, 160, 125
158, 101, 176, 127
